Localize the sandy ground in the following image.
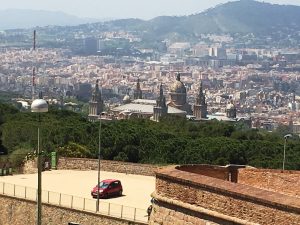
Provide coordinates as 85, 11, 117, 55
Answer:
0, 170, 155, 221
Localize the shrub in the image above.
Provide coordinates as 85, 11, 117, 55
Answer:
9, 148, 33, 168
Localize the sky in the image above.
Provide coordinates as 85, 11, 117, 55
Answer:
0, 0, 299, 20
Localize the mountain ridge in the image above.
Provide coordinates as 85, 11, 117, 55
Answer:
0, 9, 102, 29
2, 0, 300, 36
104, 0, 300, 36
162, 0, 299, 34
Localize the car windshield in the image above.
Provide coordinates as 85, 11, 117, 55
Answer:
98, 182, 109, 188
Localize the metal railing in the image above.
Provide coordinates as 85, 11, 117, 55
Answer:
0, 181, 148, 223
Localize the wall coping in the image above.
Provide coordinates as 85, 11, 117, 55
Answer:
238, 167, 300, 175
177, 164, 229, 171
59, 157, 159, 168
156, 166, 300, 214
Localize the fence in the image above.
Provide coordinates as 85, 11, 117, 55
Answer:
0, 181, 148, 223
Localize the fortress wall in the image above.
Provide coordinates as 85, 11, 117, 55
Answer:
237, 168, 300, 197
57, 157, 159, 176
151, 166, 300, 225
149, 195, 221, 225
0, 194, 146, 225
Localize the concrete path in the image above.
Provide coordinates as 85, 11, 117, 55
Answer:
0, 170, 155, 221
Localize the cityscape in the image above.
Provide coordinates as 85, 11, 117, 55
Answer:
0, 0, 300, 225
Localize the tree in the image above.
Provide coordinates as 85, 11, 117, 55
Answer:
1, 101, 300, 170
57, 142, 91, 158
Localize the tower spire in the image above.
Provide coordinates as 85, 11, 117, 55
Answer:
193, 80, 208, 119
92, 79, 101, 102
134, 77, 143, 99
137, 77, 140, 90
153, 83, 168, 122
160, 82, 163, 97
89, 79, 104, 122
95, 79, 99, 92
196, 80, 206, 105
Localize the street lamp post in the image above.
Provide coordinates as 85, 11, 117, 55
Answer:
96, 114, 102, 212
31, 97, 48, 225
283, 134, 292, 171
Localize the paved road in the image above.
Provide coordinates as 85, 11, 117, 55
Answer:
0, 170, 155, 221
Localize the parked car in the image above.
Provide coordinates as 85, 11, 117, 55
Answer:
91, 179, 123, 198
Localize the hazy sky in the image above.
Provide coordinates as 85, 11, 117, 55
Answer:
0, 0, 299, 19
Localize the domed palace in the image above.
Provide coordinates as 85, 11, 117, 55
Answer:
91, 75, 250, 125
168, 74, 192, 114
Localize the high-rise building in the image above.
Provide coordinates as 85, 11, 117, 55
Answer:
193, 43, 209, 57
83, 37, 98, 54
75, 83, 92, 102
209, 47, 227, 59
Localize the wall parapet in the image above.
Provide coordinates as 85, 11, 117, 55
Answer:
176, 164, 230, 180
154, 166, 300, 225
238, 168, 300, 197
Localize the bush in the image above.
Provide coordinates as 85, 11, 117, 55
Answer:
113, 152, 128, 162
57, 142, 91, 158
9, 148, 33, 168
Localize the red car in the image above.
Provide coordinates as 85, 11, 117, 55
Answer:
91, 179, 123, 198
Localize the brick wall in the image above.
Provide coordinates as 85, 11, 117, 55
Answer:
152, 166, 300, 225
149, 197, 220, 225
237, 168, 300, 198
0, 194, 146, 225
176, 165, 229, 181
57, 157, 159, 176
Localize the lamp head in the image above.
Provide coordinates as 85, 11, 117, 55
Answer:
284, 134, 292, 139
31, 99, 48, 113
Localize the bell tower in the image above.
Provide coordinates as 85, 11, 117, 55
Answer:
193, 81, 208, 119
226, 100, 237, 119
153, 83, 168, 122
134, 78, 143, 99
88, 79, 104, 122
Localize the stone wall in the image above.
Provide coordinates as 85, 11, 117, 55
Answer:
57, 157, 159, 176
151, 166, 300, 225
0, 194, 146, 225
22, 159, 37, 174
237, 168, 300, 198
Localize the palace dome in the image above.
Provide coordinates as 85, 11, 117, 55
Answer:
226, 102, 236, 110
123, 94, 131, 104
170, 74, 186, 93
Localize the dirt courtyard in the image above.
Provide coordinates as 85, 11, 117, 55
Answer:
0, 170, 155, 210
